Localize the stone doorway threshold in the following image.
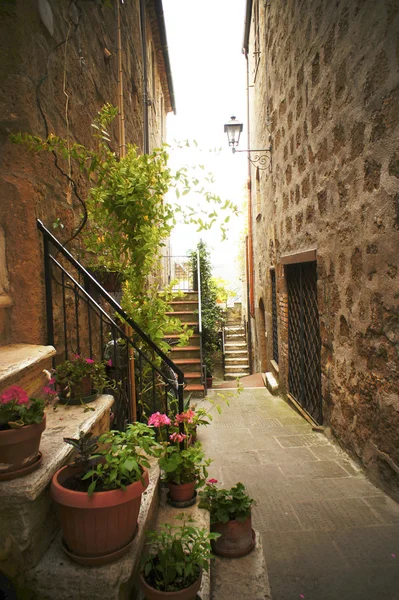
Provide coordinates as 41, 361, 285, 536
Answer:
214, 372, 266, 389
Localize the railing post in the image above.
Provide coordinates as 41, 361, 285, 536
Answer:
43, 233, 55, 348
196, 248, 204, 388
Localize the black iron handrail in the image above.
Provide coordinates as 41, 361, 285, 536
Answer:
38, 219, 185, 428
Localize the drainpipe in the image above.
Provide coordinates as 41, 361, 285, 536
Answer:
139, 0, 150, 153
244, 48, 254, 373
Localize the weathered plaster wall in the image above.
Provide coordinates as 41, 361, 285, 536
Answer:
247, 0, 399, 498
0, 0, 169, 346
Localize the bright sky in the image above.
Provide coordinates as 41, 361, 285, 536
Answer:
163, 0, 248, 299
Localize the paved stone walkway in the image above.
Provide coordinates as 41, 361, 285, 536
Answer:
198, 387, 399, 600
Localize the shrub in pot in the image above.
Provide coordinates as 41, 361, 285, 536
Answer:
140, 514, 219, 600
199, 481, 256, 557
51, 424, 159, 565
53, 354, 111, 405
149, 411, 211, 504
0, 385, 47, 480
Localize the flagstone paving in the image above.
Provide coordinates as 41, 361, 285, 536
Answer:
198, 387, 399, 600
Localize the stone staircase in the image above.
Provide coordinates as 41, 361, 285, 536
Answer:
164, 291, 204, 398
223, 309, 250, 381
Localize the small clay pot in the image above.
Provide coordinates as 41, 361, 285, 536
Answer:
139, 571, 202, 600
167, 480, 196, 503
0, 416, 46, 478
60, 375, 93, 404
206, 377, 213, 389
211, 515, 255, 558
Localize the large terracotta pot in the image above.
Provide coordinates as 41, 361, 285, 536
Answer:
0, 416, 46, 479
51, 464, 149, 563
168, 480, 196, 503
139, 571, 202, 600
211, 514, 254, 558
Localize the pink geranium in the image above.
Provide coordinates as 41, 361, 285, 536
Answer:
169, 432, 187, 443
175, 409, 195, 424
207, 478, 218, 484
42, 386, 57, 396
148, 412, 171, 427
0, 385, 29, 405
107, 359, 113, 367
85, 358, 95, 364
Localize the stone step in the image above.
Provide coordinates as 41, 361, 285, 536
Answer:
26, 459, 160, 600
163, 333, 201, 347
224, 372, 251, 380
211, 529, 271, 600
224, 326, 244, 333
225, 364, 250, 372
0, 344, 56, 396
225, 342, 247, 349
173, 358, 202, 372
225, 333, 245, 340
0, 395, 114, 584
224, 349, 248, 356
264, 371, 279, 394
169, 300, 199, 312
170, 346, 201, 360
225, 357, 249, 365
165, 311, 198, 324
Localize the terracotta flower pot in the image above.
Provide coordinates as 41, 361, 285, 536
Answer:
168, 480, 196, 503
206, 376, 213, 389
211, 515, 254, 558
60, 375, 94, 404
139, 571, 202, 600
51, 464, 149, 564
0, 416, 46, 479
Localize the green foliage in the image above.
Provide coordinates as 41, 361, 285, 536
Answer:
64, 422, 160, 495
158, 441, 211, 486
190, 241, 224, 376
198, 482, 255, 525
63, 431, 99, 470
0, 385, 46, 429
142, 514, 219, 592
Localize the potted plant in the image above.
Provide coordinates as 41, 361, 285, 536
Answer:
149, 411, 211, 505
53, 354, 111, 405
51, 424, 159, 565
0, 385, 46, 480
199, 481, 256, 557
140, 514, 219, 600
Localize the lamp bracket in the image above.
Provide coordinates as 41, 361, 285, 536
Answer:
232, 147, 272, 170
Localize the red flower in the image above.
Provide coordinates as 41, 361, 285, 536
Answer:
207, 478, 218, 484
0, 385, 29, 405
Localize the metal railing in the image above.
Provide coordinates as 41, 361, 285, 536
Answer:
38, 220, 185, 430
196, 247, 205, 391
162, 255, 194, 290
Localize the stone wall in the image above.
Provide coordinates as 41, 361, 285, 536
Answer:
0, 0, 170, 346
246, 0, 399, 498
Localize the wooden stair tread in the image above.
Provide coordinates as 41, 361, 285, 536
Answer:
184, 372, 202, 378
166, 311, 197, 316
185, 384, 204, 392
171, 346, 200, 352
163, 334, 200, 339
170, 301, 198, 305
173, 358, 201, 364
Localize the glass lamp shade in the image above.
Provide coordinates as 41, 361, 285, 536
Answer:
224, 116, 243, 148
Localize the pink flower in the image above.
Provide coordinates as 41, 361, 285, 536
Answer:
107, 359, 113, 367
85, 358, 95, 364
48, 377, 56, 385
148, 412, 171, 427
207, 478, 218, 484
42, 386, 57, 396
175, 409, 195, 424
0, 385, 29, 405
169, 432, 187, 443
73, 354, 80, 360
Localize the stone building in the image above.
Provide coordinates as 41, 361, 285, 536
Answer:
0, 0, 174, 349
243, 0, 399, 499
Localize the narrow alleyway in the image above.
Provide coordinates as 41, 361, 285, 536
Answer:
199, 388, 399, 600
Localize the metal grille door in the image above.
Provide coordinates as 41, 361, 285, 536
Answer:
287, 262, 322, 424
271, 270, 279, 364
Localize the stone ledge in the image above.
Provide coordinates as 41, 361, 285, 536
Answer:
0, 395, 114, 503
0, 344, 56, 395
25, 461, 160, 600
211, 530, 271, 600
264, 372, 279, 394
0, 396, 114, 576
135, 487, 211, 600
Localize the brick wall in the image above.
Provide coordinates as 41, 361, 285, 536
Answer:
0, 0, 170, 346
246, 0, 399, 498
